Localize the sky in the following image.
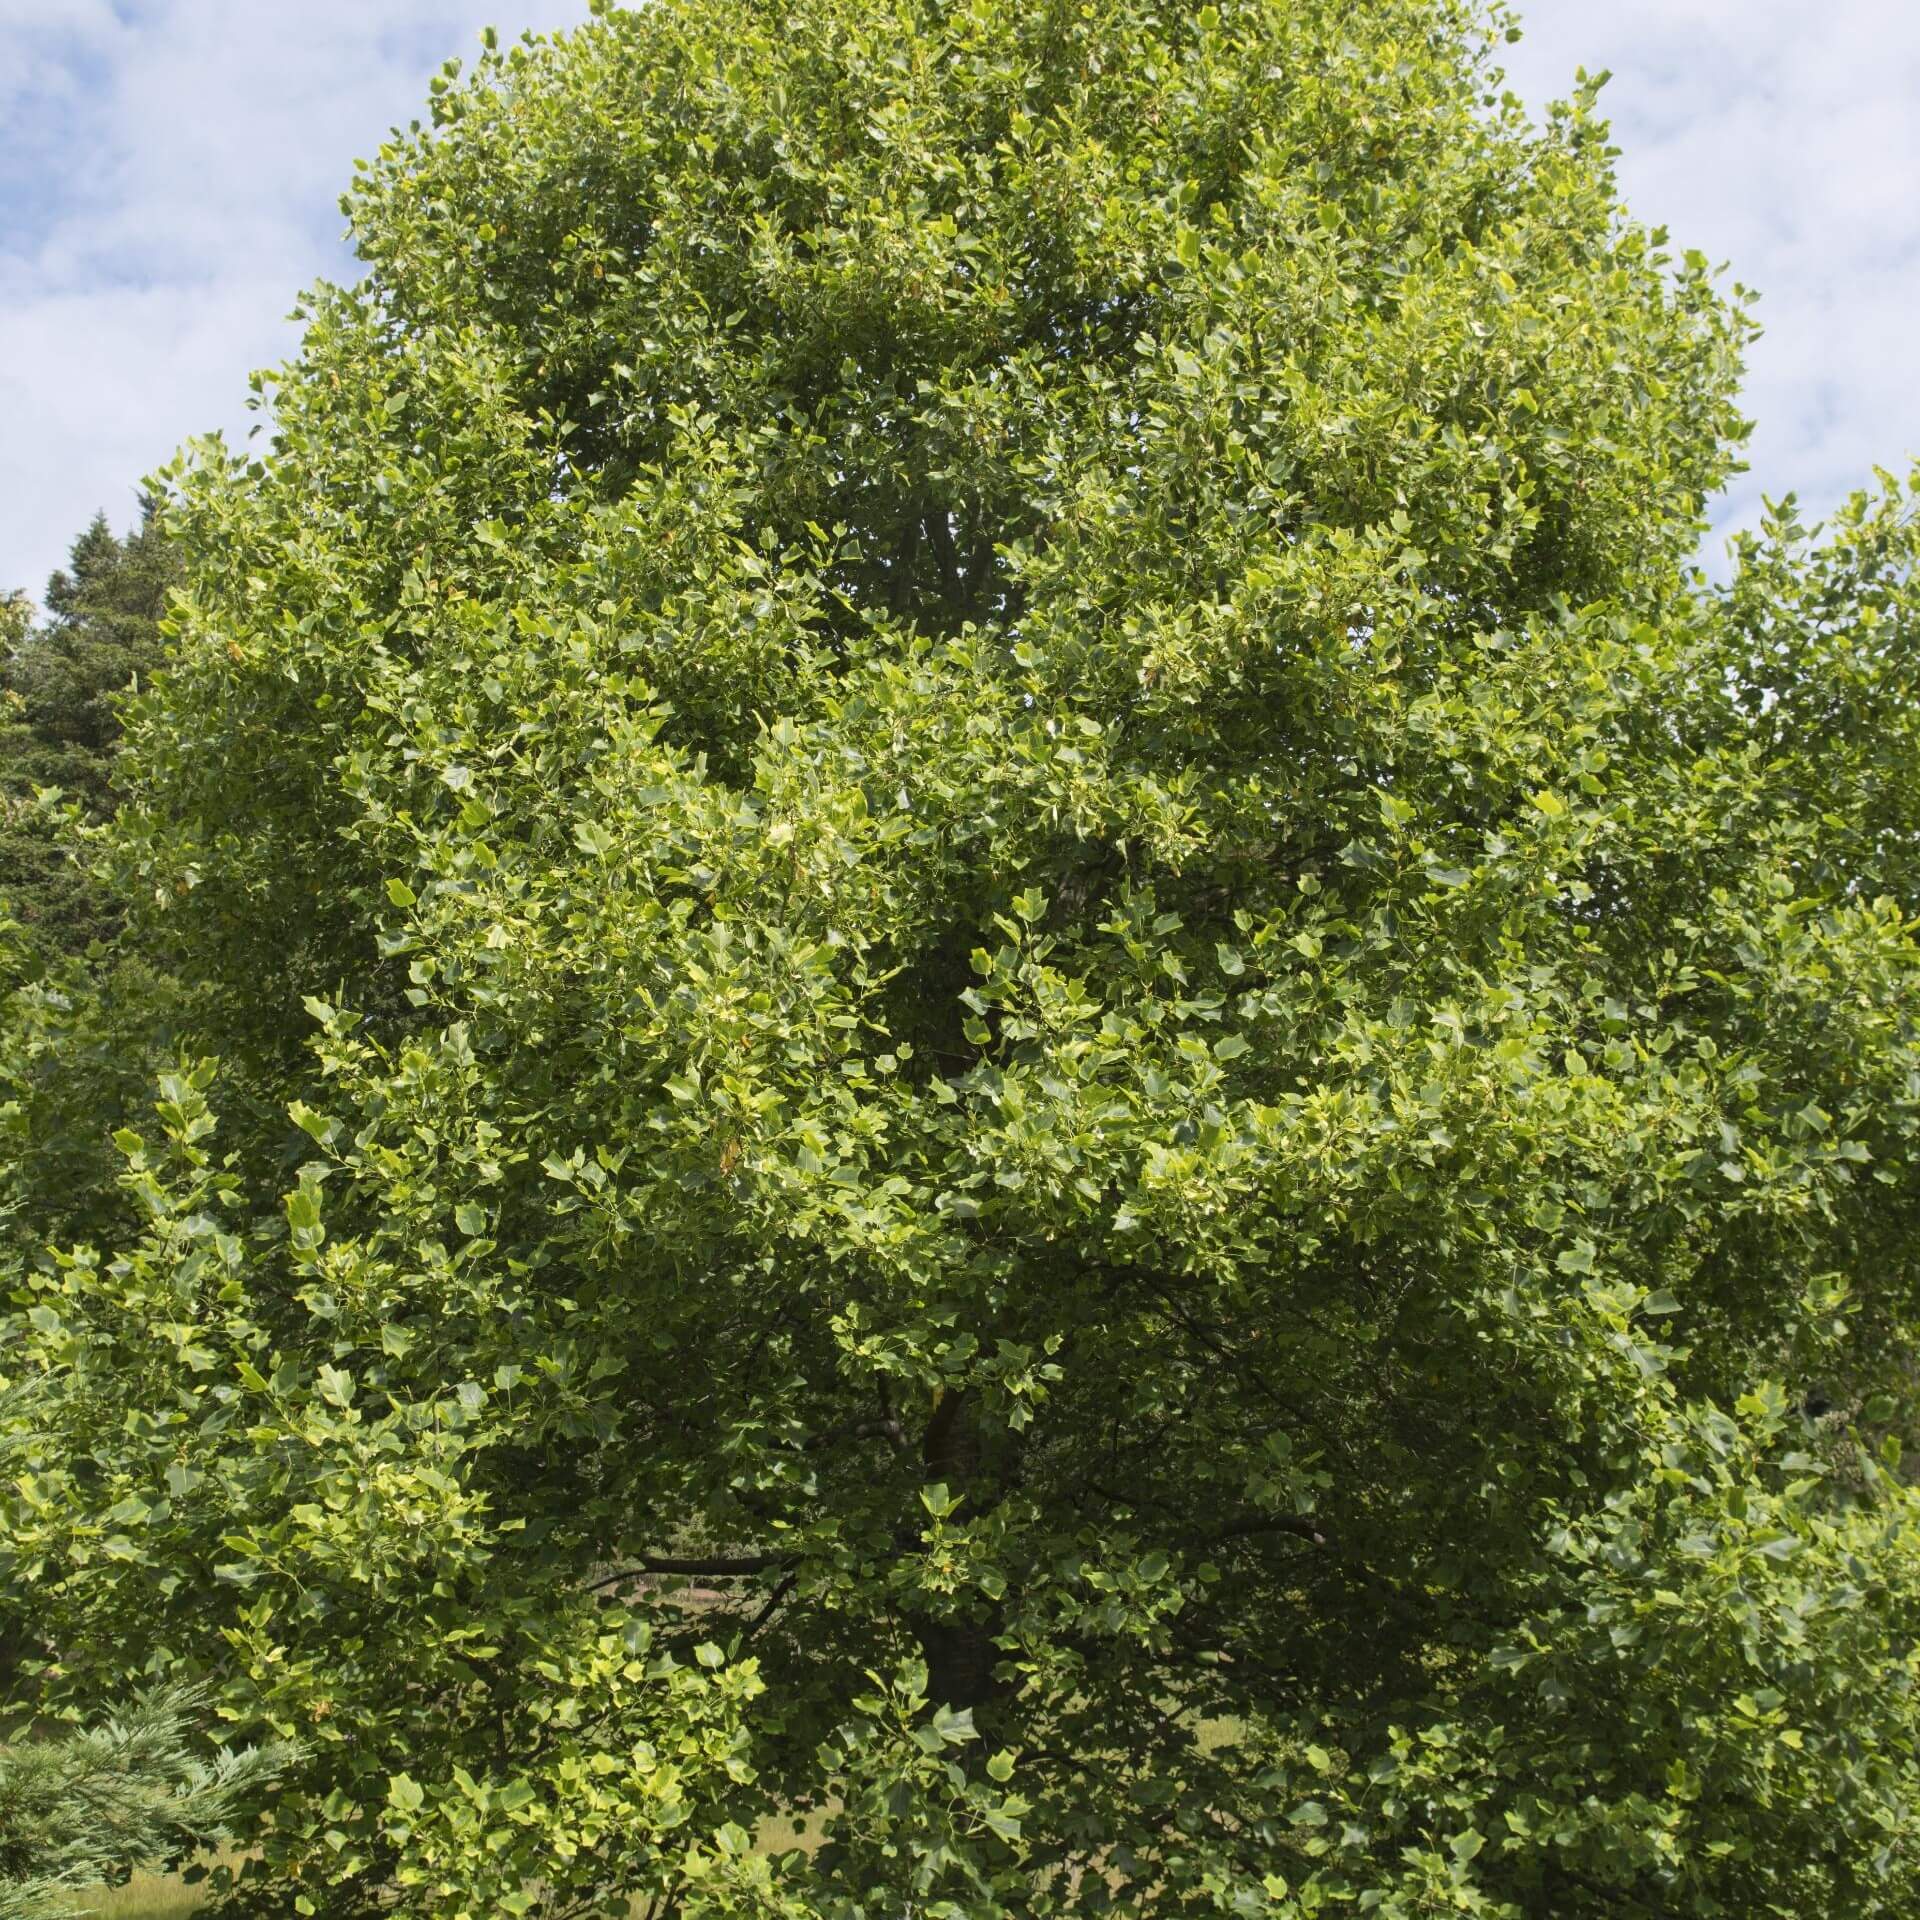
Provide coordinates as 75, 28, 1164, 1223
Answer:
3, 0, 1917, 600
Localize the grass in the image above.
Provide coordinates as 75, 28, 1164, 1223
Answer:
55, 1824, 828, 1918
54, 1874, 204, 1918
63, 1869, 805, 1919
52, 1849, 244, 1918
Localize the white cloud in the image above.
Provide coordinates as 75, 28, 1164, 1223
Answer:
2, 0, 1915, 596
1, 0, 593, 600
1501, 0, 1920, 567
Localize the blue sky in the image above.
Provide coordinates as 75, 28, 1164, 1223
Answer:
3, 0, 1917, 599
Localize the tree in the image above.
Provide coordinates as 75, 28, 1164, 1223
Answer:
6, 1, 1920, 1915
0, 508, 182, 1253
0, 601, 28, 666
0, 504, 176, 954
0, 1679, 291, 1920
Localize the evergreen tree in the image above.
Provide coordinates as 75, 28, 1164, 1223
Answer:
0, 508, 181, 1253
6, 3, 1920, 1916
0, 1680, 290, 1920
0, 504, 175, 954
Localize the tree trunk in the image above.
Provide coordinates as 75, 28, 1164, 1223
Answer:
916, 1389, 1002, 1715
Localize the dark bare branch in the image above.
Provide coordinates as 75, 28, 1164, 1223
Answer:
585, 1552, 795, 1591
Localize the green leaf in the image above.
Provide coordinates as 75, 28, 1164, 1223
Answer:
983, 1804, 1023, 1842
932, 1704, 977, 1744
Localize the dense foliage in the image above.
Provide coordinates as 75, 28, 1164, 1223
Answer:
0, 507, 175, 956
6, 1, 1920, 1915
0, 509, 181, 1263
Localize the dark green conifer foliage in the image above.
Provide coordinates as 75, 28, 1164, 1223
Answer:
7, 4, 1920, 1916
0, 505, 175, 953
0, 508, 181, 1252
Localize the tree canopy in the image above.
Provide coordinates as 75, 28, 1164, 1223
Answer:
0, 503, 175, 954
6, 2, 1920, 1916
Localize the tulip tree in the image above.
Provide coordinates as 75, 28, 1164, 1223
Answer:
7, 1, 1920, 1915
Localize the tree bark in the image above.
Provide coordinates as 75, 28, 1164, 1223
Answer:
916, 1388, 1001, 1714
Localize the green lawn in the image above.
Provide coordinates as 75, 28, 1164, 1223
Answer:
58, 1833, 826, 1917
55, 1876, 203, 1919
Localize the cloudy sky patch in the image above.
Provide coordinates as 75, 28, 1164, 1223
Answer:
1501, 0, 1920, 565
3, 0, 1916, 597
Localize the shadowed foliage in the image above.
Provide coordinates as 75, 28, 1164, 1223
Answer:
1, 506, 175, 955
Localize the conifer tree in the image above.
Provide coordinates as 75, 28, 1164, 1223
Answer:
0, 1682, 289, 1920
1, 504, 175, 954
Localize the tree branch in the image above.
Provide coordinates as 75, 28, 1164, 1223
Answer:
1207, 1512, 1328, 1549
742, 1570, 800, 1642
585, 1552, 794, 1591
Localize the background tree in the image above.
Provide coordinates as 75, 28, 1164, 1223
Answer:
0, 1679, 290, 1920
0, 507, 182, 1255
0, 503, 175, 955
0, 601, 27, 670
6, 2, 1920, 1916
